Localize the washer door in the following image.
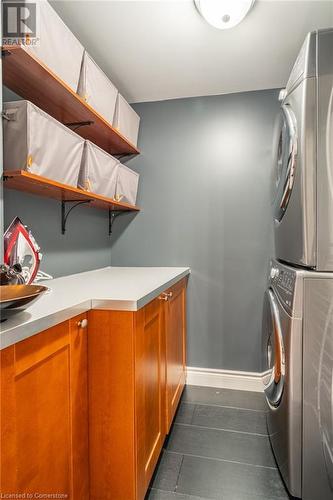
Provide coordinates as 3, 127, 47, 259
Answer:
274, 104, 298, 223
262, 289, 286, 407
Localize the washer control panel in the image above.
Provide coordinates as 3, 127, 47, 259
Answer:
269, 261, 297, 313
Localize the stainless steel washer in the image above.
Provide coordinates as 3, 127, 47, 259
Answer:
262, 260, 333, 499
262, 260, 303, 498
273, 29, 333, 271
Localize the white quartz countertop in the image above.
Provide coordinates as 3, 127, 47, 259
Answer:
0, 266, 190, 350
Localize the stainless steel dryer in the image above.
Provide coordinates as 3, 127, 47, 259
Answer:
273, 29, 333, 270
262, 260, 333, 499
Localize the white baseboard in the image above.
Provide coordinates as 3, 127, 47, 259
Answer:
186, 366, 264, 393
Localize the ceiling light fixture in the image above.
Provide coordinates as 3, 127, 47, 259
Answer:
194, 0, 255, 30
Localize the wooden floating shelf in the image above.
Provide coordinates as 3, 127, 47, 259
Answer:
2, 45, 140, 156
3, 171, 140, 212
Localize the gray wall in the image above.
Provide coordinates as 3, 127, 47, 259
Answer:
2, 86, 112, 278
4, 190, 112, 278
2, 85, 279, 372
111, 90, 279, 372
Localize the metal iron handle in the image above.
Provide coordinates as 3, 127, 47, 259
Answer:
77, 318, 88, 329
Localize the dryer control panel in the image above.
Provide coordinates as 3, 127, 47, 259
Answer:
269, 261, 297, 314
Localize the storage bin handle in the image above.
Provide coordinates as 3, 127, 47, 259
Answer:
2, 110, 17, 121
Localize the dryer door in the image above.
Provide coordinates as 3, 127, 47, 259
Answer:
274, 104, 298, 223
262, 288, 286, 408
274, 77, 317, 268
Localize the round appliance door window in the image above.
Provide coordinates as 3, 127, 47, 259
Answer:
273, 104, 298, 223
262, 289, 285, 408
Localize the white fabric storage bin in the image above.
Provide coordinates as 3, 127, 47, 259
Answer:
3, 100, 84, 187
25, 0, 84, 92
115, 164, 139, 206
113, 94, 140, 147
78, 51, 118, 125
78, 141, 119, 198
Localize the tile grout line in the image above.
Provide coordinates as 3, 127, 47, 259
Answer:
181, 400, 267, 413
163, 449, 279, 471
174, 421, 268, 437
174, 454, 184, 494
189, 404, 196, 425
150, 487, 289, 500
150, 488, 210, 500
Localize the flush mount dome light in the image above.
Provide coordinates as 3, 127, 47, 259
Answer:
194, 0, 255, 30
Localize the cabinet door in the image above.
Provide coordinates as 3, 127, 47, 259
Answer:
0, 315, 89, 499
165, 278, 187, 432
69, 314, 90, 499
88, 310, 136, 500
135, 298, 165, 499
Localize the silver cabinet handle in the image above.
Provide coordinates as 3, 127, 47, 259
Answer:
158, 291, 173, 301
77, 318, 88, 329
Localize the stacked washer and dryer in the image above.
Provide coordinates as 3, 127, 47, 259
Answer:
262, 29, 333, 499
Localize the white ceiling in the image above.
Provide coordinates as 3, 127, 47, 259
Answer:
51, 0, 333, 103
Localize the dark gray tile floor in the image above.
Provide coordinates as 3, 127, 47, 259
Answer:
146, 385, 291, 500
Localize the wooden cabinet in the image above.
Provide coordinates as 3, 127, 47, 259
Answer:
88, 277, 188, 500
135, 298, 165, 499
0, 276, 188, 500
0, 314, 89, 499
164, 278, 187, 432
88, 310, 137, 500
88, 301, 166, 500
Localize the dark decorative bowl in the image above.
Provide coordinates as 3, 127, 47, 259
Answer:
0, 284, 49, 311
